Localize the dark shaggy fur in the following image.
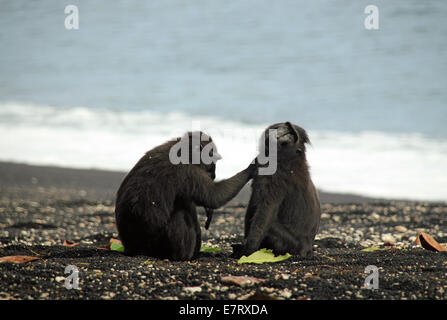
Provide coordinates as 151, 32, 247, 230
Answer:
235, 122, 321, 258
115, 131, 255, 260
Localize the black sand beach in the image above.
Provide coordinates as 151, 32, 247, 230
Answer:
0, 161, 446, 300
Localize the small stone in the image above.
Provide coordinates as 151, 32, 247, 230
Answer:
281, 274, 290, 280
279, 288, 292, 299
394, 226, 407, 233
381, 234, 395, 244
370, 213, 381, 221
183, 286, 202, 294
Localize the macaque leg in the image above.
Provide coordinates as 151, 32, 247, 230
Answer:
167, 209, 198, 261
261, 223, 314, 258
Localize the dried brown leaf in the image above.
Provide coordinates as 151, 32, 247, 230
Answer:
415, 232, 447, 252
110, 238, 122, 245
63, 240, 78, 247
0, 255, 40, 264
98, 238, 122, 250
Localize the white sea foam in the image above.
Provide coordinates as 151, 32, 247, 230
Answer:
0, 102, 446, 201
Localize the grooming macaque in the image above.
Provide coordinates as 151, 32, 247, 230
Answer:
234, 122, 321, 258
115, 131, 256, 260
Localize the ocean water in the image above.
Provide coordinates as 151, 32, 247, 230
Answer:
0, 1, 446, 201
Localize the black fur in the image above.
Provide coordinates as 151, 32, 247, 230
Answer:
115, 131, 255, 260
235, 122, 321, 258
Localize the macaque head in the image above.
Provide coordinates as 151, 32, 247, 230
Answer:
271, 122, 310, 158
257, 122, 310, 175
169, 131, 221, 179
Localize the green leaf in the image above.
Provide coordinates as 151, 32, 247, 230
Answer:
322, 255, 335, 261
238, 248, 291, 264
361, 247, 382, 252
200, 246, 221, 253
110, 241, 125, 252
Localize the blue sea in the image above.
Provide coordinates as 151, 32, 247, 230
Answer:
0, 1, 446, 200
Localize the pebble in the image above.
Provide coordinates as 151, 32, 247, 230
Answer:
183, 286, 202, 294
394, 226, 407, 233
381, 234, 395, 243
279, 289, 292, 299
228, 293, 237, 299
370, 213, 381, 220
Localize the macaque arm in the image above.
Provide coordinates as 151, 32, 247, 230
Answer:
187, 164, 254, 209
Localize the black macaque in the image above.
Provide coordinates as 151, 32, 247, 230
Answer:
115, 131, 256, 260
233, 122, 321, 258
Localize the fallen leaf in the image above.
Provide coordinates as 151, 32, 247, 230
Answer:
63, 240, 78, 247
221, 275, 266, 287
98, 238, 122, 250
415, 232, 447, 252
361, 247, 383, 252
200, 246, 221, 252
238, 248, 291, 264
110, 238, 122, 245
110, 241, 125, 252
0, 255, 40, 264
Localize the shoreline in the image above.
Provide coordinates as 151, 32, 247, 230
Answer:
0, 160, 389, 204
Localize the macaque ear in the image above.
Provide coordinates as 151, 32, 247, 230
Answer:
297, 126, 310, 145
285, 122, 299, 143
